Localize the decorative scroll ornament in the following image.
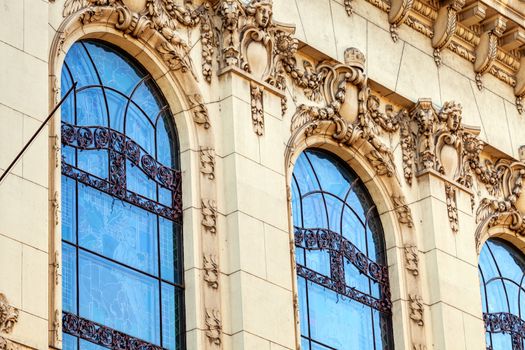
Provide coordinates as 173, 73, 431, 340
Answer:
290, 48, 404, 180
250, 82, 264, 135
200, 148, 216, 180
0, 294, 18, 335
409, 294, 424, 326
392, 195, 414, 227
63, 0, 213, 81
445, 183, 459, 234
202, 199, 218, 234
215, 0, 299, 94
431, 0, 465, 66
474, 15, 507, 90
475, 162, 525, 247
388, 0, 414, 42
403, 99, 480, 188
404, 245, 419, 276
203, 254, 219, 289
205, 309, 222, 346
189, 94, 211, 129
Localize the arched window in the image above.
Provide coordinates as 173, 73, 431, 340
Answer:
480, 238, 525, 349
292, 149, 394, 349
60, 40, 184, 350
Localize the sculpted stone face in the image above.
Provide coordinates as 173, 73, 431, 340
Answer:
255, 4, 272, 28
447, 109, 461, 131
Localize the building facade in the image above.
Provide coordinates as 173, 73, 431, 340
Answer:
2, 0, 525, 349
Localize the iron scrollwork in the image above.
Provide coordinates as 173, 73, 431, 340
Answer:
63, 312, 165, 350
61, 122, 183, 223
294, 226, 392, 314
484, 312, 525, 350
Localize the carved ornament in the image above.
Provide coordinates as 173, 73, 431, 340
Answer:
200, 148, 216, 180
445, 183, 459, 234
404, 244, 419, 276
431, 0, 465, 66
205, 308, 222, 346
0, 294, 18, 334
0, 337, 17, 350
63, 0, 212, 81
392, 195, 414, 228
202, 199, 218, 234
290, 48, 404, 180
409, 294, 424, 326
203, 254, 219, 289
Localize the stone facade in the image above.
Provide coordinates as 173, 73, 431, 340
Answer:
2, 0, 525, 349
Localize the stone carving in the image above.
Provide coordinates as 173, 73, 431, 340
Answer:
404, 245, 419, 276
409, 294, 424, 326
344, 0, 353, 15
0, 337, 17, 350
63, 0, 212, 80
475, 162, 525, 247
215, 0, 296, 93
189, 94, 211, 129
431, 0, 465, 66
403, 99, 479, 188
0, 294, 18, 334
445, 184, 459, 234
202, 199, 217, 234
52, 191, 60, 226
290, 48, 402, 179
200, 148, 216, 180
474, 15, 507, 90
250, 82, 264, 135
413, 344, 427, 350
203, 254, 219, 289
53, 135, 61, 168
388, 0, 414, 42
53, 309, 61, 343
392, 195, 414, 227
53, 251, 60, 286
205, 308, 222, 346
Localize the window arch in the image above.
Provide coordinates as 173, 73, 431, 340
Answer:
60, 40, 184, 350
292, 149, 394, 349
480, 238, 525, 349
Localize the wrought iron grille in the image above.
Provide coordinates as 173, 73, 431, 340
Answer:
60, 40, 184, 350
292, 149, 393, 350
480, 238, 525, 350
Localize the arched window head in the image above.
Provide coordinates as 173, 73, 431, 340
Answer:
60, 40, 184, 350
292, 149, 394, 349
480, 238, 525, 349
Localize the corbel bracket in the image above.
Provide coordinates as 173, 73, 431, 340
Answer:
389, 0, 414, 42
432, 0, 465, 66
474, 14, 507, 90
514, 46, 525, 113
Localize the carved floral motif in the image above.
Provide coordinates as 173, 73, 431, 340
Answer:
404, 245, 419, 276
392, 196, 414, 227
203, 254, 219, 289
205, 308, 222, 346
202, 199, 217, 234
200, 148, 216, 180
409, 294, 424, 326
250, 82, 264, 135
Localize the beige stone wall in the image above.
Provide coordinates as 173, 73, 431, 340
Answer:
1, 0, 525, 349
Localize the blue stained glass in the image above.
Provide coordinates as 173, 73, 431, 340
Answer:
78, 184, 159, 276
62, 243, 77, 314
63, 333, 78, 350
126, 160, 157, 201
160, 218, 179, 283
64, 43, 99, 88
125, 104, 155, 155
83, 42, 142, 95
132, 80, 162, 120
77, 150, 108, 180
75, 88, 107, 127
62, 40, 182, 350
79, 251, 160, 345
62, 176, 76, 243
80, 340, 108, 350
156, 114, 175, 167
292, 149, 392, 349
105, 89, 127, 133
162, 283, 182, 350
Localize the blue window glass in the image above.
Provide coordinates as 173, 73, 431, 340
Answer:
292, 149, 394, 349
479, 239, 525, 350
61, 40, 184, 350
